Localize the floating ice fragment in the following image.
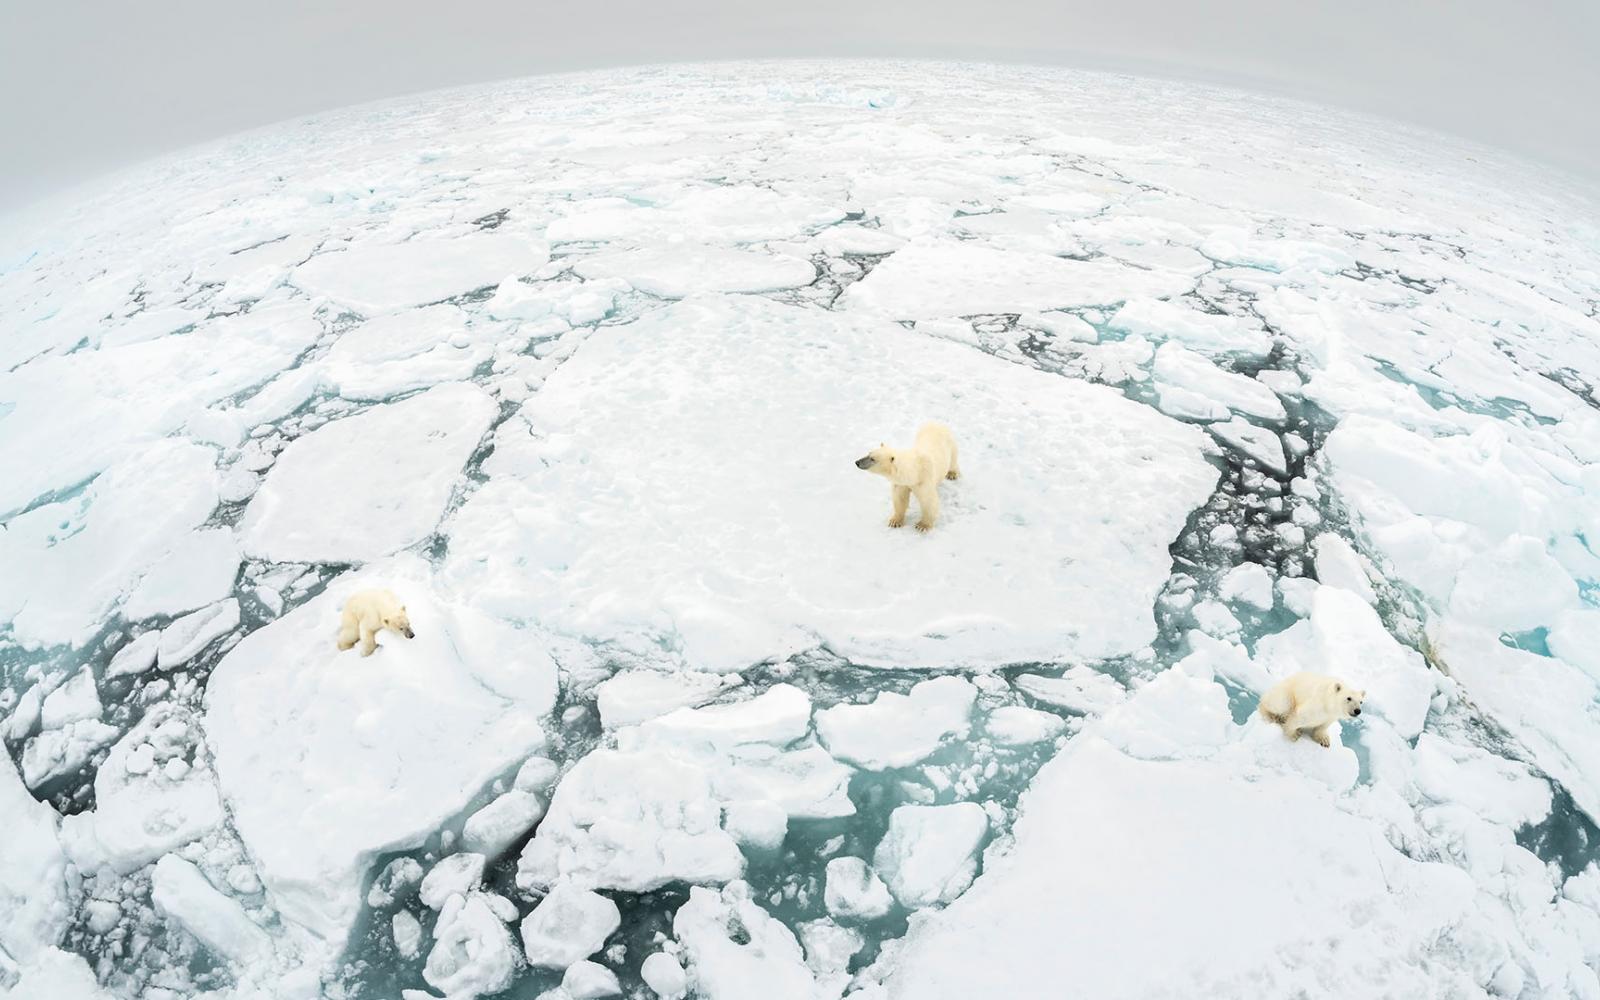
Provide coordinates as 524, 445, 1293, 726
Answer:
823, 857, 893, 921
873, 803, 988, 909
815, 677, 975, 770
520, 883, 621, 971
151, 854, 272, 968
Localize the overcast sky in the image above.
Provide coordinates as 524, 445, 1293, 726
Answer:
3, 1, 1597, 211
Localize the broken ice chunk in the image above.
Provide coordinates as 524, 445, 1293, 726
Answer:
823, 857, 894, 921
392, 910, 423, 960
39, 669, 101, 730
814, 677, 975, 769
517, 749, 743, 893
1208, 419, 1287, 475
105, 632, 162, 679
22, 721, 118, 788
640, 952, 688, 999
873, 803, 989, 909
513, 756, 560, 794
150, 854, 272, 968
984, 706, 1067, 746
595, 670, 738, 729
1152, 343, 1285, 423
122, 528, 241, 620
420, 853, 486, 910
156, 599, 240, 669
461, 790, 545, 859
1012, 667, 1127, 716
637, 684, 811, 749
1218, 562, 1274, 610
423, 891, 520, 999
520, 883, 621, 970
673, 881, 817, 1000
1311, 534, 1377, 605
563, 959, 623, 998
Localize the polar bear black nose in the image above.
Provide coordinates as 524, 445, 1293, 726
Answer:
1351, 707, 1361, 716
404, 627, 415, 638
855, 456, 874, 469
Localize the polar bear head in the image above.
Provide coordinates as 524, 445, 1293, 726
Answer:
855, 445, 914, 481
1330, 681, 1365, 718
383, 605, 415, 639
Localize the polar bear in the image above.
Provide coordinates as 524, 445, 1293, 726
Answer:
336, 588, 415, 657
1257, 672, 1365, 747
855, 422, 960, 533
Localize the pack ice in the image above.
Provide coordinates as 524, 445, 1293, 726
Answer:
3, 57, 1600, 1000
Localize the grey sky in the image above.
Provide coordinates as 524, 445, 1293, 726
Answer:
3, 1, 1597, 211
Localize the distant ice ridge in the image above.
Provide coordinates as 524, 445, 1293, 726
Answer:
3, 57, 1600, 1000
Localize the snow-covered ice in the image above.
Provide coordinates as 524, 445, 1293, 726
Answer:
241, 382, 496, 563
4, 58, 1600, 1000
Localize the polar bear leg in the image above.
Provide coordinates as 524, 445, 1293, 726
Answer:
913, 483, 940, 532
336, 619, 358, 651
888, 486, 910, 528
1309, 724, 1332, 748
359, 621, 378, 657
946, 442, 960, 480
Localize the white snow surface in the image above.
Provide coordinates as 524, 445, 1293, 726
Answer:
443, 293, 1215, 670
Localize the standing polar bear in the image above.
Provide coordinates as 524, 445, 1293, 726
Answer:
855, 422, 960, 533
336, 588, 415, 657
1257, 672, 1365, 747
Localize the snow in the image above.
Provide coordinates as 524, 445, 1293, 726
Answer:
673, 882, 816, 1000
290, 233, 547, 314
872, 803, 989, 909
815, 677, 976, 769
204, 566, 557, 949
241, 382, 497, 563
0, 949, 114, 1000
21, 720, 118, 789
823, 857, 894, 921
0, 438, 220, 648
1311, 533, 1377, 604
841, 240, 1195, 318
150, 854, 272, 968
519, 884, 621, 970
392, 911, 423, 961
444, 294, 1214, 670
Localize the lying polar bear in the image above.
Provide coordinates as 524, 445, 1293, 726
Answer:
336, 588, 415, 657
855, 422, 960, 533
1257, 671, 1364, 747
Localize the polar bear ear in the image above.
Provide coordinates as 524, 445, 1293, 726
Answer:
1333, 683, 1341, 692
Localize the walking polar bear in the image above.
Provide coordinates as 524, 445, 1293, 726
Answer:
1257, 672, 1365, 747
336, 588, 415, 657
855, 422, 959, 533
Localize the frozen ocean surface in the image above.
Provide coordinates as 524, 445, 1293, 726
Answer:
3, 59, 1600, 999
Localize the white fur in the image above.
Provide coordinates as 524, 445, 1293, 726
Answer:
856, 422, 960, 532
336, 588, 414, 657
1257, 671, 1365, 748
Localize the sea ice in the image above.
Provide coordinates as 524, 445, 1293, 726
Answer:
673, 882, 816, 1000
573, 246, 815, 298
519, 884, 621, 970
205, 567, 556, 950
823, 857, 893, 922
814, 677, 975, 769
443, 294, 1214, 670
150, 854, 272, 968
419, 853, 486, 910
872, 803, 988, 909
241, 382, 497, 563
423, 891, 521, 999
290, 233, 547, 314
